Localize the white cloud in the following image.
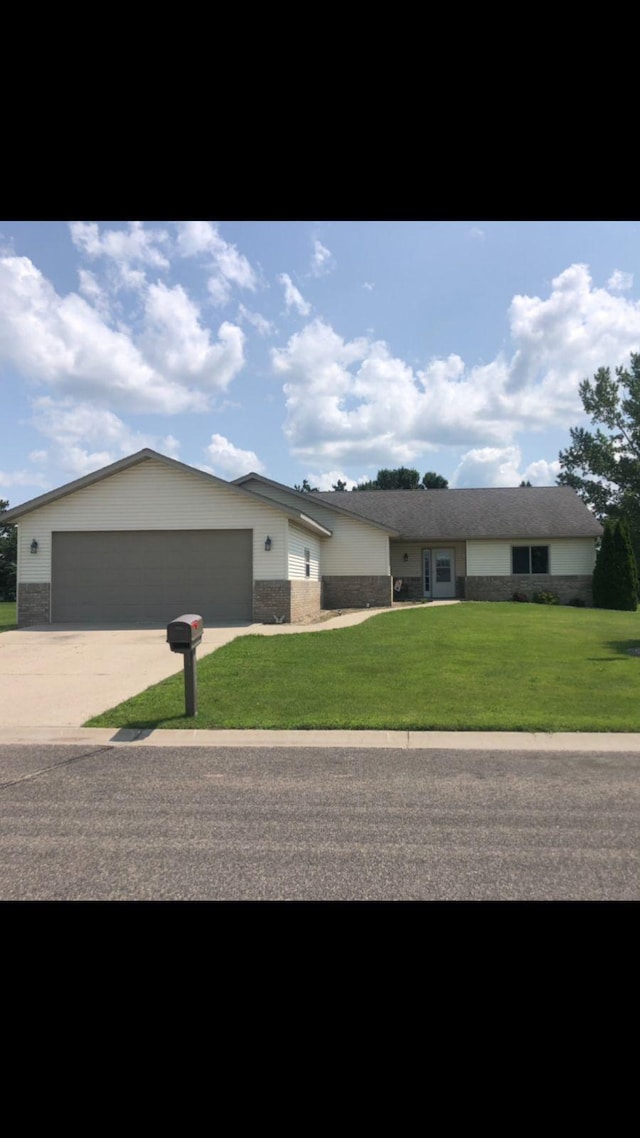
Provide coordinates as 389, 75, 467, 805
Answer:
141, 282, 245, 389
161, 434, 181, 458
363, 281, 375, 291
271, 266, 640, 472
468, 227, 485, 240
451, 447, 523, 486
70, 221, 171, 270
305, 470, 358, 490
522, 458, 561, 484
272, 319, 508, 467
310, 239, 334, 277
0, 254, 246, 414
205, 433, 266, 478
608, 269, 633, 292
0, 467, 50, 490
278, 273, 311, 316
174, 221, 220, 257
237, 303, 275, 337
507, 263, 640, 397
174, 222, 258, 307
77, 269, 112, 317
451, 447, 561, 487
29, 397, 183, 478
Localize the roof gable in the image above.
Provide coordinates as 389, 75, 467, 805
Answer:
1, 450, 332, 536
233, 472, 398, 534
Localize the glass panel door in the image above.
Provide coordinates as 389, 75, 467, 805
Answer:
423, 550, 431, 597
432, 549, 455, 599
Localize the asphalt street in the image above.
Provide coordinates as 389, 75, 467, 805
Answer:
1, 742, 638, 901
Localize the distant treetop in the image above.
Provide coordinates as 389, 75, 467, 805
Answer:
352, 467, 449, 491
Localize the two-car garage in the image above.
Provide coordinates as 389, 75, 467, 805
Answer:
51, 530, 253, 624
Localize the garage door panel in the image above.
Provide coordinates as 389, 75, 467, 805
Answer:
52, 531, 253, 623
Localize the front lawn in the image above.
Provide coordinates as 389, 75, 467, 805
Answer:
85, 603, 640, 732
0, 602, 17, 632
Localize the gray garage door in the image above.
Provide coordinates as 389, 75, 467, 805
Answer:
52, 530, 253, 624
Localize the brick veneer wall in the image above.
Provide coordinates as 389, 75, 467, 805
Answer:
464, 575, 593, 605
392, 576, 466, 601
18, 582, 50, 626
290, 580, 322, 622
393, 576, 422, 600
253, 580, 323, 623
253, 580, 291, 623
322, 575, 392, 609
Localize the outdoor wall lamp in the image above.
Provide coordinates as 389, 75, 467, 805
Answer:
30, 539, 39, 554
265, 536, 272, 552
403, 552, 409, 562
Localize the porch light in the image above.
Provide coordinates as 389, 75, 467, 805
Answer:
265, 536, 272, 552
30, 539, 39, 555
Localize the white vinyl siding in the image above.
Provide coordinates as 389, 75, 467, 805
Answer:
547, 539, 598, 574
467, 538, 597, 576
17, 459, 289, 583
288, 525, 320, 579
240, 479, 393, 573
320, 515, 389, 574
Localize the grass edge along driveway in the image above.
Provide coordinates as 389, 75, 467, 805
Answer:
0, 602, 17, 632
85, 603, 640, 733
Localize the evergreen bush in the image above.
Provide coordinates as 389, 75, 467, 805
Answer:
593, 519, 638, 611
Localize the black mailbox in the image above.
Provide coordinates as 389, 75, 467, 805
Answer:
167, 613, 203, 654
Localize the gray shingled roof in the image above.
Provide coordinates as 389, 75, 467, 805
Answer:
313, 487, 603, 540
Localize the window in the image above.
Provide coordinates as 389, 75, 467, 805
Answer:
304, 548, 311, 577
512, 545, 549, 574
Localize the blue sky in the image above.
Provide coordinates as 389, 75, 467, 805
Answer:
1, 219, 639, 507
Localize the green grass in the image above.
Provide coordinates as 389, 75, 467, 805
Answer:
85, 603, 640, 732
0, 602, 17, 632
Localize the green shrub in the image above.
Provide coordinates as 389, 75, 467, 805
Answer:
533, 591, 559, 605
512, 591, 528, 602
593, 519, 638, 611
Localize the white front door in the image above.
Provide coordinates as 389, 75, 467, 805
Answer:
423, 548, 455, 599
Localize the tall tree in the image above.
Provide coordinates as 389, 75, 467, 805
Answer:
422, 472, 449, 489
593, 519, 638, 611
331, 479, 347, 491
294, 478, 318, 492
376, 467, 421, 490
613, 518, 638, 611
0, 500, 17, 601
557, 353, 640, 563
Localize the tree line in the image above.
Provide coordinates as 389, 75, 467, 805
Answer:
296, 469, 449, 492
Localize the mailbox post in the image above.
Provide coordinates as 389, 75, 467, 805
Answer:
166, 614, 203, 717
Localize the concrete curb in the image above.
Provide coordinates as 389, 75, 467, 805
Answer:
3, 726, 640, 751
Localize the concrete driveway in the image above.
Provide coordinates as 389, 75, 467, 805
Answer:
0, 606, 435, 728
0, 621, 261, 728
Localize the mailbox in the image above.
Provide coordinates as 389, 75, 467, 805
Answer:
166, 613, 203, 654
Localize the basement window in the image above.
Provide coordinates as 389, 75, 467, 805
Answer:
512, 545, 549, 574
